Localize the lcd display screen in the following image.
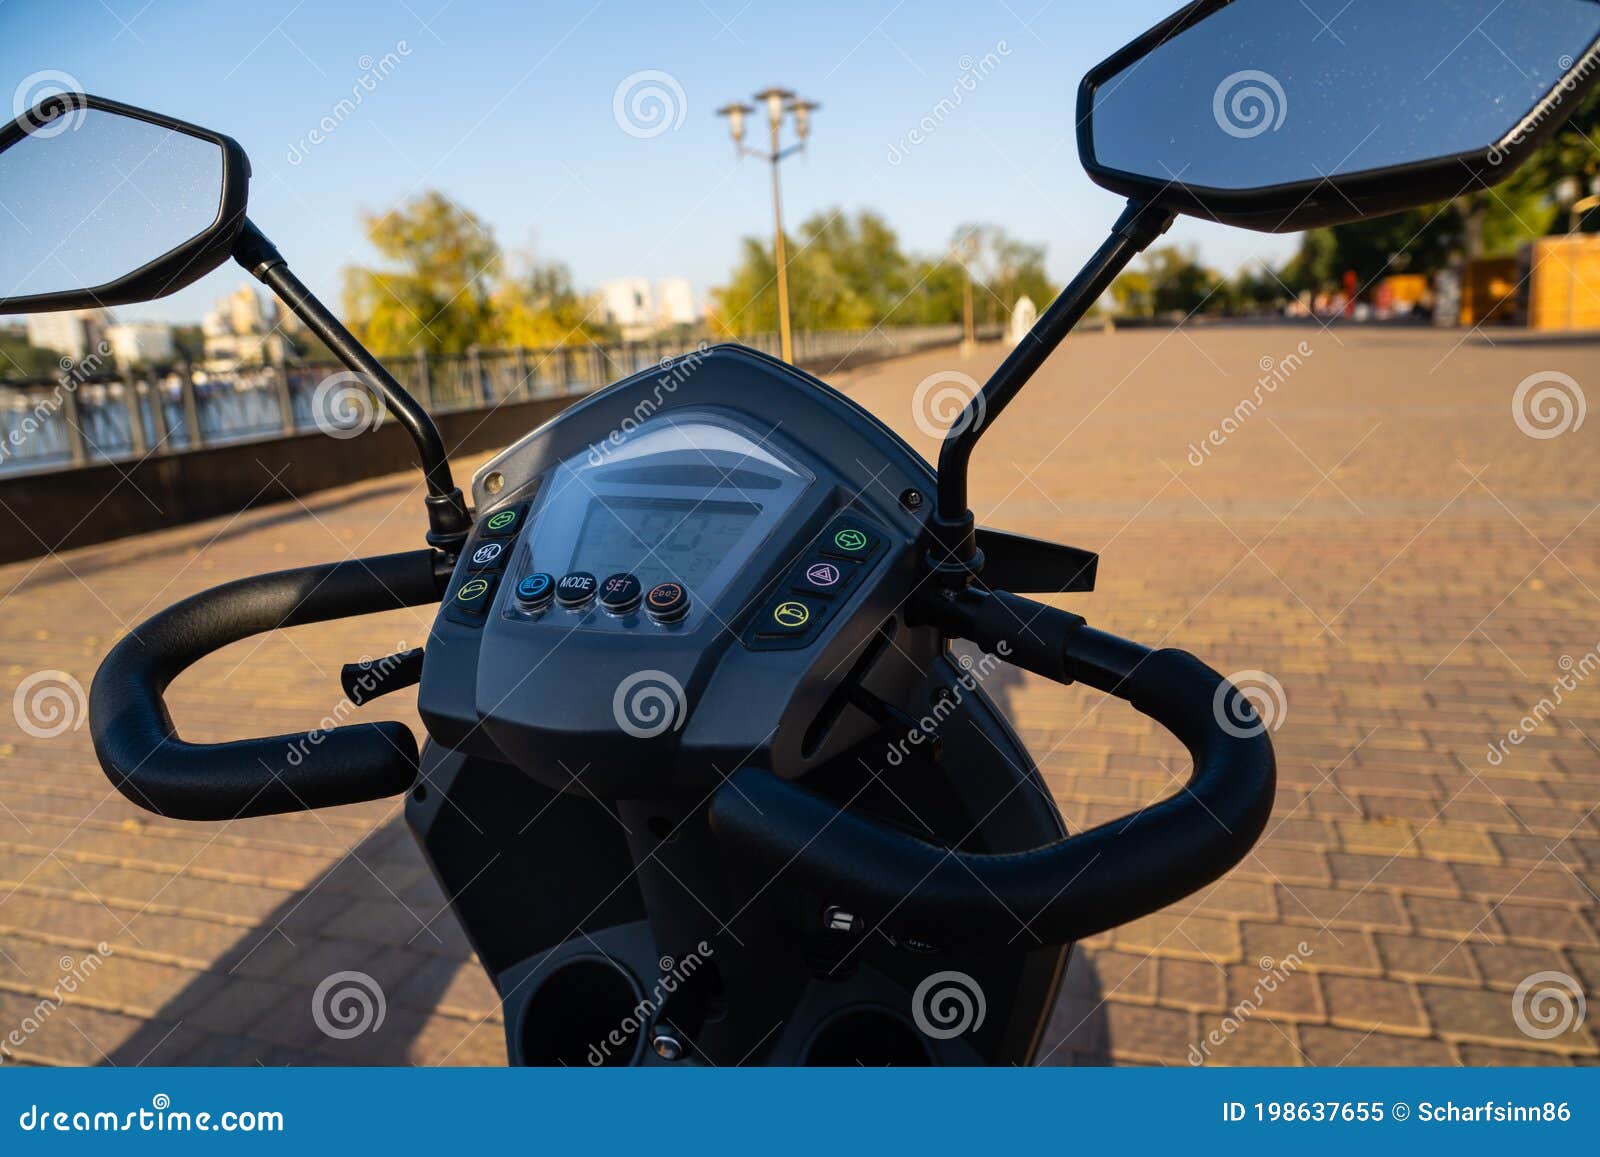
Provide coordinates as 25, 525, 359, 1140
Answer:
569, 497, 761, 592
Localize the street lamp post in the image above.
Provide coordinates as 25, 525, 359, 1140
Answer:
718, 89, 819, 364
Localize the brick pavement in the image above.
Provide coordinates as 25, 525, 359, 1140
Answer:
1, 325, 1597, 1065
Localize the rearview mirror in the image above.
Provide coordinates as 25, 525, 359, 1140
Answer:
0, 94, 250, 313
1078, 0, 1600, 232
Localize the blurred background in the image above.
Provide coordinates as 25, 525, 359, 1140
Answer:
0, 0, 1597, 1067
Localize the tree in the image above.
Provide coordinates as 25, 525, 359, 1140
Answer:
709, 210, 1058, 335
342, 191, 500, 355
0, 329, 63, 379
492, 256, 602, 348
1111, 245, 1223, 317
947, 224, 1057, 325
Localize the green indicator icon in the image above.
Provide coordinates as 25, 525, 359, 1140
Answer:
486, 510, 516, 530
833, 528, 867, 552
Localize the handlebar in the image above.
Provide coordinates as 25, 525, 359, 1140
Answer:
707, 588, 1276, 948
89, 550, 442, 820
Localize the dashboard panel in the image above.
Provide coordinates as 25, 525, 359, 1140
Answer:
419, 344, 943, 798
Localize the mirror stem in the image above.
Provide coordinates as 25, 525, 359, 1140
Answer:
929, 199, 1173, 581
232, 219, 472, 553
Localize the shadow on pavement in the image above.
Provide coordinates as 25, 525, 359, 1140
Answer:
106, 818, 502, 1067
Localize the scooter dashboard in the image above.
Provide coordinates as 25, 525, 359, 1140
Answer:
417, 347, 935, 799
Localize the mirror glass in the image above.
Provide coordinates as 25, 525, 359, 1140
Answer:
0, 107, 225, 302
1089, 0, 1600, 192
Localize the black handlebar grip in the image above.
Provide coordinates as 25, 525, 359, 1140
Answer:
90, 550, 442, 820
708, 631, 1275, 948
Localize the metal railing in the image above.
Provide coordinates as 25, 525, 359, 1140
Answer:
0, 325, 987, 477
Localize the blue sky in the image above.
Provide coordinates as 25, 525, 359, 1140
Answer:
1, 0, 1299, 322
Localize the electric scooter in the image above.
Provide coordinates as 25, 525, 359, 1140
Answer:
4, 0, 1596, 1065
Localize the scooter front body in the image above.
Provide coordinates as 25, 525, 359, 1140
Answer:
406, 345, 1070, 1065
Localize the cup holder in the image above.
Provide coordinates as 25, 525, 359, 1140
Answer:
517, 956, 643, 1067
802, 1007, 933, 1066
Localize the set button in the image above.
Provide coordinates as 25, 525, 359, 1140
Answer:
599, 572, 643, 615
555, 571, 597, 609
515, 571, 554, 611
644, 581, 690, 623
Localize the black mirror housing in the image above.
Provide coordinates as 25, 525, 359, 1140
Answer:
1077, 0, 1600, 233
0, 93, 250, 313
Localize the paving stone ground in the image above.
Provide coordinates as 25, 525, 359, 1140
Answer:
2, 324, 1598, 1066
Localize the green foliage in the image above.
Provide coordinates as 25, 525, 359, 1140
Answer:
0, 330, 64, 379
709, 210, 1057, 335
343, 191, 500, 356
341, 190, 601, 354
1110, 245, 1227, 317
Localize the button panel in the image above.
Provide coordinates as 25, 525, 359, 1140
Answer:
745, 514, 888, 651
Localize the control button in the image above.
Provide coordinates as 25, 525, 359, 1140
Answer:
598, 572, 642, 615
821, 521, 880, 560
793, 554, 853, 598
644, 581, 690, 623
466, 539, 509, 571
555, 571, 597, 609
480, 505, 524, 538
515, 571, 554, 611
452, 574, 497, 616
760, 596, 824, 636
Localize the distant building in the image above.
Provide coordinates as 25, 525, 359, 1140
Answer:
106, 322, 176, 365
25, 310, 110, 360
202, 283, 285, 371
655, 278, 699, 328
599, 277, 701, 340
